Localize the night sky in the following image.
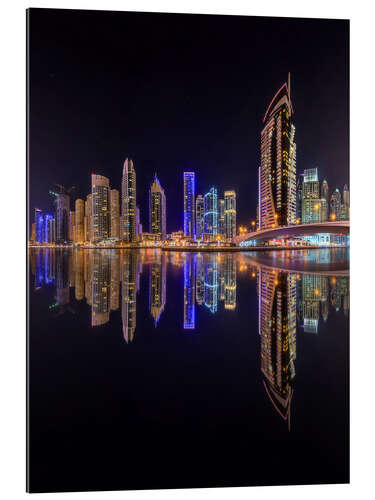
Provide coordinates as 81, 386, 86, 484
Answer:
28, 8, 349, 232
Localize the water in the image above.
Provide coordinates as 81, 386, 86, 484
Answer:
28, 248, 349, 492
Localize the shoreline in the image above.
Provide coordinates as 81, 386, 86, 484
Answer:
28, 244, 347, 252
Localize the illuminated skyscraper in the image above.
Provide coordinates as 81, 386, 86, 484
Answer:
218, 198, 225, 237
44, 214, 55, 243
68, 211, 75, 242
302, 168, 319, 224
343, 184, 349, 207
35, 208, 44, 243
296, 173, 304, 222
203, 187, 218, 241
110, 189, 120, 239
84, 194, 92, 242
55, 193, 70, 243
183, 172, 195, 239
183, 254, 196, 329
259, 74, 296, 229
121, 158, 136, 242
136, 206, 141, 236
149, 254, 166, 326
330, 188, 341, 221
91, 174, 110, 242
341, 184, 350, 220
75, 199, 85, 243
195, 194, 204, 240
321, 179, 329, 205
149, 174, 166, 241
224, 190, 236, 240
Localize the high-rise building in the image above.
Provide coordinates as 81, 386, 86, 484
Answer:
75, 199, 85, 243
55, 193, 70, 243
149, 174, 166, 241
259, 74, 296, 229
68, 211, 75, 242
136, 206, 141, 236
35, 208, 44, 243
110, 189, 120, 239
321, 179, 329, 204
121, 158, 137, 243
218, 198, 225, 237
183, 172, 196, 239
44, 214, 55, 243
296, 174, 304, 222
85, 194, 92, 242
224, 190, 236, 240
343, 184, 349, 207
91, 174, 110, 242
203, 187, 218, 241
31, 223, 36, 242
302, 168, 319, 224
195, 195, 204, 240
341, 184, 350, 220
330, 188, 341, 221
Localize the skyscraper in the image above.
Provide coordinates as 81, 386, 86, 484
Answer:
302, 168, 322, 224
121, 158, 136, 243
44, 214, 55, 243
330, 188, 341, 220
183, 172, 195, 239
75, 199, 85, 243
195, 194, 204, 240
85, 194, 92, 242
296, 173, 304, 222
224, 190, 236, 240
35, 208, 43, 243
341, 184, 350, 220
68, 211, 75, 242
110, 189, 120, 239
203, 187, 218, 241
218, 198, 225, 237
149, 174, 166, 241
343, 184, 349, 207
91, 174, 110, 242
259, 74, 296, 229
55, 193, 70, 243
321, 179, 329, 204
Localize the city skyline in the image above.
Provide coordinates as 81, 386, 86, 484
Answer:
29, 10, 349, 233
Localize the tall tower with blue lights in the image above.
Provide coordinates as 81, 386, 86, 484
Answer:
183, 172, 196, 240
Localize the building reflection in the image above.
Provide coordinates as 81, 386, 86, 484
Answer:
30, 248, 349, 426
258, 267, 296, 429
149, 252, 166, 326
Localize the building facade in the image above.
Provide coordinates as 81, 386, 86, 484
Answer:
110, 189, 120, 239
195, 194, 204, 240
75, 199, 85, 243
330, 188, 341, 221
121, 158, 136, 243
224, 190, 236, 240
149, 175, 166, 241
183, 172, 196, 239
203, 187, 218, 241
55, 194, 70, 243
259, 75, 296, 230
91, 174, 110, 243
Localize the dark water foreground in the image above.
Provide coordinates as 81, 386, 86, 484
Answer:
28, 248, 349, 492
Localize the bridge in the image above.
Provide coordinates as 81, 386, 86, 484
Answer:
234, 221, 350, 245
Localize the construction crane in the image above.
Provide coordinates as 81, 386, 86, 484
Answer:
49, 184, 75, 199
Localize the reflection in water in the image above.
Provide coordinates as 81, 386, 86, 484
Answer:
29, 248, 349, 426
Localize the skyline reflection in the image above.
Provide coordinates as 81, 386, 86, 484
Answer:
29, 247, 349, 426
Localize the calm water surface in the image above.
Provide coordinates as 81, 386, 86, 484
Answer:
28, 248, 349, 492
